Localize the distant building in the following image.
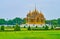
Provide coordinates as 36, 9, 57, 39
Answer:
25, 8, 46, 26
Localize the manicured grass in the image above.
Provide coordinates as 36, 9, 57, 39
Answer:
0, 30, 60, 39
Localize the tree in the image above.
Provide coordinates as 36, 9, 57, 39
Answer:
7, 20, 13, 25
46, 19, 58, 27
1, 25, 4, 31
58, 18, 60, 27
0, 19, 6, 25
14, 24, 20, 31
45, 25, 49, 30
22, 18, 26, 24
51, 19, 58, 26
13, 17, 23, 25
51, 26, 54, 30
45, 20, 51, 25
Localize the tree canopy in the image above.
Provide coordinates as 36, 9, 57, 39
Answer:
0, 17, 26, 25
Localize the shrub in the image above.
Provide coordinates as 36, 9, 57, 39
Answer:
13, 26, 14, 28
24, 26, 26, 28
51, 26, 54, 29
55, 27, 60, 30
28, 26, 31, 30
14, 24, 20, 31
36, 26, 38, 28
43, 26, 45, 28
1, 25, 4, 31
42, 26, 45, 29
45, 25, 49, 30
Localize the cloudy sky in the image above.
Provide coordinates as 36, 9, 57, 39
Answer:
0, 0, 60, 20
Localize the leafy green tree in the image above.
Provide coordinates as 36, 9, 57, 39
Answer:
0, 19, 6, 25
14, 24, 20, 31
58, 18, 60, 27
0, 18, 23, 25
13, 17, 23, 25
22, 18, 26, 24
45, 25, 49, 30
51, 26, 54, 29
7, 20, 13, 25
46, 19, 58, 27
1, 25, 4, 31
45, 20, 51, 25
51, 19, 58, 25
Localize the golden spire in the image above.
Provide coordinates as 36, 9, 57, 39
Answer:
35, 4, 37, 11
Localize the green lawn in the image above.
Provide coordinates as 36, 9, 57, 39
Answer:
0, 30, 60, 39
